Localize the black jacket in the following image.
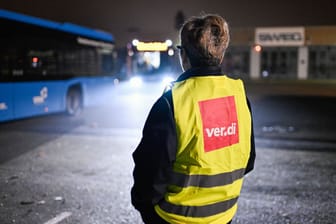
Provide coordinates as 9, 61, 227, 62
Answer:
131, 66, 256, 217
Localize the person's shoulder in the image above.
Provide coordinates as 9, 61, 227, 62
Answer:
160, 89, 173, 108
223, 75, 245, 85
150, 90, 172, 111
162, 88, 172, 99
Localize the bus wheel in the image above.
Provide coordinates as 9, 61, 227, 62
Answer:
66, 88, 83, 116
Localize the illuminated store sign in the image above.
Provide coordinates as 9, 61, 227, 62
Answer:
136, 42, 168, 51
255, 27, 305, 46
132, 39, 172, 51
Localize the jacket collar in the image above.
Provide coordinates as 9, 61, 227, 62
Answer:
176, 66, 223, 82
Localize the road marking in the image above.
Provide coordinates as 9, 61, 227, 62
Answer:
43, 212, 72, 224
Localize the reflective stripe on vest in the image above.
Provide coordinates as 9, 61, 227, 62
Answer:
156, 75, 251, 224
170, 168, 245, 188
159, 196, 238, 217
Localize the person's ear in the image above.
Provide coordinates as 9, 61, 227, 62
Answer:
181, 51, 191, 71
219, 52, 225, 64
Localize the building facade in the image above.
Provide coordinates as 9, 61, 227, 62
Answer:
223, 26, 336, 80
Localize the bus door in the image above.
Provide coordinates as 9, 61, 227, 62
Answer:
260, 47, 298, 79
0, 83, 14, 121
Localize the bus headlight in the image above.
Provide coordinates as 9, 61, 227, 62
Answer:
130, 76, 143, 87
162, 76, 175, 86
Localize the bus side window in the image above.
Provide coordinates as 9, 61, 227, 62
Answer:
101, 52, 114, 75
0, 51, 11, 78
11, 49, 24, 77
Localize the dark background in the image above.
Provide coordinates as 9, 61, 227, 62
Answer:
1, 0, 336, 47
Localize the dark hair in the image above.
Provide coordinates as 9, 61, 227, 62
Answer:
180, 14, 230, 67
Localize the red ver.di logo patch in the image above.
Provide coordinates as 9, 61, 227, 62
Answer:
198, 96, 239, 152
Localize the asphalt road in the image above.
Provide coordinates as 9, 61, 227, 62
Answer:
246, 80, 336, 150
0, 80, 335, 224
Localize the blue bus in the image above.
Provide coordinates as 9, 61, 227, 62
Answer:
0, 9, 117, 122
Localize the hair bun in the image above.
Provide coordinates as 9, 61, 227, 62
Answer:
180, 14, 230, 67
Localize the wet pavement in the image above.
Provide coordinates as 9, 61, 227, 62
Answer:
0, 128, 335, 224
235, 147, 336, 224
0, 130, 143, 224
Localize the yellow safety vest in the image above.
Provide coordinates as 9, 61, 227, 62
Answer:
155, 75, 252, 224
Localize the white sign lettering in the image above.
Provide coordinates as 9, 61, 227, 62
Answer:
205, 123, 237, 137
255, 27, 305, 46
0, 102, 8, 110
33, 87, 48, 104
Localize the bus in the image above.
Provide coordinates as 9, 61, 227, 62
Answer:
0, 9, 117, 122
124, 39, 179, 86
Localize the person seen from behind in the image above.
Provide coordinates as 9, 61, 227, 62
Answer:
131, 13, 256, 224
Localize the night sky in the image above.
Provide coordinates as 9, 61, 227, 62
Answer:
1, 0, 336, 47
